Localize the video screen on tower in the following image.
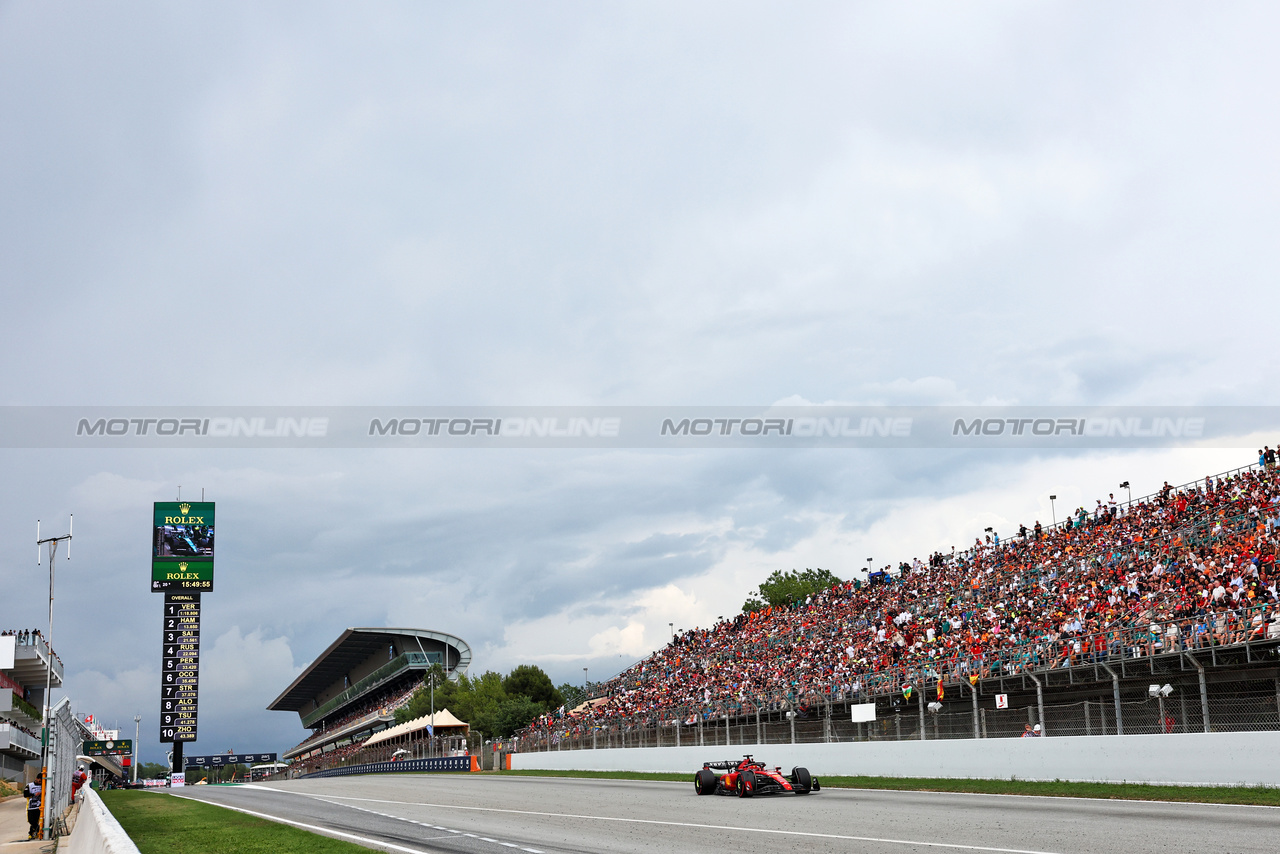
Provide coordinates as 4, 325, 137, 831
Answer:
154, 503, 214, 557
152, 502, 215, 592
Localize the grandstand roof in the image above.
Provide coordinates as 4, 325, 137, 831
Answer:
267, 628, 471, 713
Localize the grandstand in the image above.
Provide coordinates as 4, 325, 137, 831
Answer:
518, 457, 1280, 750
269, 628, 470, 765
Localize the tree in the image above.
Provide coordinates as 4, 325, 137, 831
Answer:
502, 665, 563, 709
136, 762, 169, 780
394, 664, 566, 739
557, 682, 586, 713
493, 695, 546, 737
395, 664, 456, 724
742, 567, 843, 612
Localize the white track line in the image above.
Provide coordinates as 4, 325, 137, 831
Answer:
165, 795, 438, 854
264, 789, 1061, 854
170, 792, 544, 854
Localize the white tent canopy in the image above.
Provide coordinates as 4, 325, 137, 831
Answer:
362, 709, 469, 748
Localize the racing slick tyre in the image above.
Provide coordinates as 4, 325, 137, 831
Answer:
791, 766, 812, 794
736, 769, 756, 798
694, 769, 717, 796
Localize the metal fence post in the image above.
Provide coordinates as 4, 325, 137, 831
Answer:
1027, 673, 1046, 736
969, 681, 979, 738
918, 689, 926, 740
1101, 663, 1123, 735
1184, 652, 1211, 732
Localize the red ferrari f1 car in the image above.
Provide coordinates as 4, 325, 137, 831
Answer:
693, 755, 821, 797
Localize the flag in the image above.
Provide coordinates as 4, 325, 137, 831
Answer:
969, 674, 979, 686
936, 679, 944, 701
902, 685, 913, 700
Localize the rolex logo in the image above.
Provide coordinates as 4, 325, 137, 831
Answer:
179, 562, 188, 572
179, 503, 191, 515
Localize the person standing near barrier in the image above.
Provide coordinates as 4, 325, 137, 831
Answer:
25, 775, 42, 839
71, 765, 88, 801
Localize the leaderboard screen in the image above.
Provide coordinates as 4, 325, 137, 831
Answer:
152, 502, 215, 592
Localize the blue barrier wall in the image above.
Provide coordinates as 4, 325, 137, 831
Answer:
301, 755, 471, 779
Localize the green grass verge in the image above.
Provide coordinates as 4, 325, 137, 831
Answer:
493, 768, 1280, 806
98, 790, 375, 854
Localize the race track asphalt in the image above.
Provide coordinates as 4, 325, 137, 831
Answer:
168, 773, 1280, 854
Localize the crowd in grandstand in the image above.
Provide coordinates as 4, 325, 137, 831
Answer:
524, 457, 1280, 738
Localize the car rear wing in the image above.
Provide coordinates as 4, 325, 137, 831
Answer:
702, 755, 758, 771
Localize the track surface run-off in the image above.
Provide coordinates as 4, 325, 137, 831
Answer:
169, 773, 1280, 854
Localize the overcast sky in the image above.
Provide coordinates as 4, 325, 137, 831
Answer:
2, 3, 1279, 764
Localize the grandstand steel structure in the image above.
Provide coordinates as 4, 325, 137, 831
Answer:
269, 628, 471, 764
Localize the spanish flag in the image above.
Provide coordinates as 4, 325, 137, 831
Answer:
936, 679, 944, 701
969, 674, 979, 686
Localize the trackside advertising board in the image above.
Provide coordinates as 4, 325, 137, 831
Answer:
82, 739, 133, 756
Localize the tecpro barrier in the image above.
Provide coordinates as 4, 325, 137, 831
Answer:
63, 788, 141, 854
511, 732, 1280, 787
300, 755, 473, 778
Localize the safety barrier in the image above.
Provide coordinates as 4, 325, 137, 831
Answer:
63, 788, 141, 854
512, 731, 1280, 787
299, 755, 474, 778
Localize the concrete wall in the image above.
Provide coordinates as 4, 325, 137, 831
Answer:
64, 788, 140, 854
512, 732, 1280, 787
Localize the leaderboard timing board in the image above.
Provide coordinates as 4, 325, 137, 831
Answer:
159, 593, 200, 742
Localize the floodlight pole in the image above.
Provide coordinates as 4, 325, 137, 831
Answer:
36, 516, 72, 841
133, 716, 141, 784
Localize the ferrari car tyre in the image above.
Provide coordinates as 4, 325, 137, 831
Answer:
737, 769, 756, 798
694, 769, 717, 796
791, 766, 812, 793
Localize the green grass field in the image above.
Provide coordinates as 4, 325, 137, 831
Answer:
494, 768, 1280, 806
99, 790, 375, 854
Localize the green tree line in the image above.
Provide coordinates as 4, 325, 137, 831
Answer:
396, 663, 588, 738
742, 567, 843, 612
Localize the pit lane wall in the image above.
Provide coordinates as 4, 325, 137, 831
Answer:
511, 732, 1280, 787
